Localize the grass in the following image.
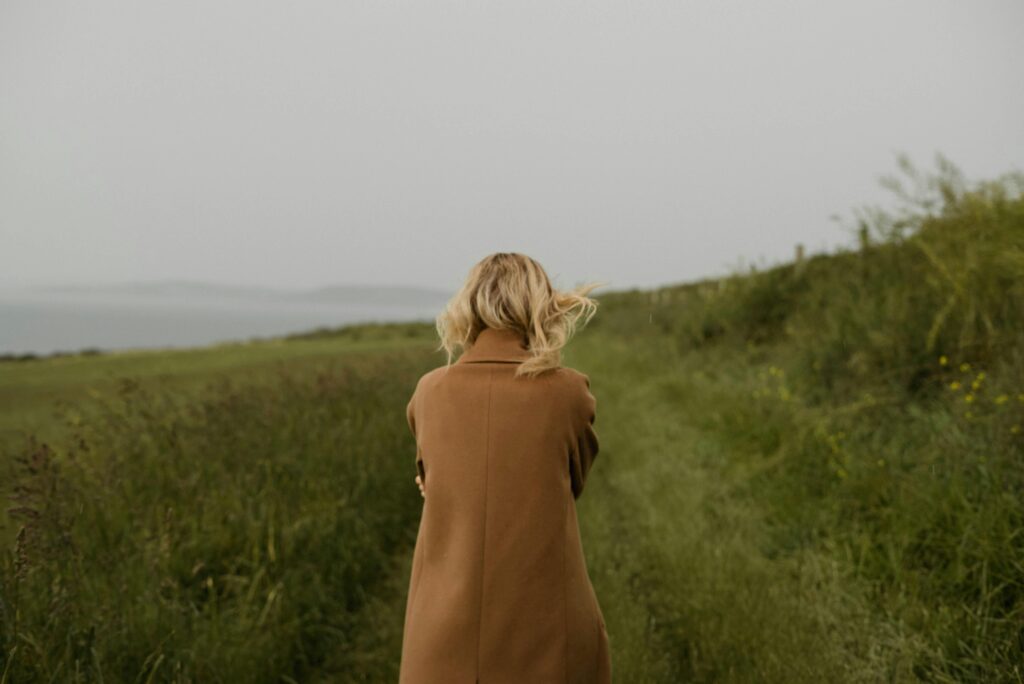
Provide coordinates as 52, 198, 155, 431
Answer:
0, 321, 434, 456
2, 157, 1022, 682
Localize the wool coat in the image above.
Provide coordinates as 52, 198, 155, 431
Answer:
398, 326, 611, 684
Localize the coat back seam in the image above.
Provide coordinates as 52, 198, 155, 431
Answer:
476, 367, 493, 681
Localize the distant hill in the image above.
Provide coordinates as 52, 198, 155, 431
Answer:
304, 284, 454, 306
26, 280, 453, 307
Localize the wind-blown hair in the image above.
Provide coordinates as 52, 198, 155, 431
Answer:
435, 253, 607, 378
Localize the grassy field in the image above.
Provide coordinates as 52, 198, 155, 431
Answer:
2, 160, 1022, 682
0, 321, 433, 455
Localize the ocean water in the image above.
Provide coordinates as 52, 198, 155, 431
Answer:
0, 291, 441, 356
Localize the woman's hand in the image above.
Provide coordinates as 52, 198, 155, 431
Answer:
415, 474, 425, 498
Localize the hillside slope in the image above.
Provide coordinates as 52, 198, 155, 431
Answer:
2, 162, 1021, 682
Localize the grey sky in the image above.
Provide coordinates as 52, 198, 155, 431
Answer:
2, 1, 1022, 295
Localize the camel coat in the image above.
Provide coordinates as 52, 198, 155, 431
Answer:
399, 326, 611, 684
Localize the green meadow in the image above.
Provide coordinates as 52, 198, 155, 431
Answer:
2, 159, 1022, 682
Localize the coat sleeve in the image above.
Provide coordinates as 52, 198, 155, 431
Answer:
406, 386, 426, 484
568, 372, 599, 500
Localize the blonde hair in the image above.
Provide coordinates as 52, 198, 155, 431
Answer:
435, 253, 607, 378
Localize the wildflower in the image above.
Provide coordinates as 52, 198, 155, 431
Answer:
965, 394, 975, 403
995, 394, 1009, 405
960, 362, 971, 372
971, 379, 982, 391
939, 355, 948, 366
949, 381, 961, 391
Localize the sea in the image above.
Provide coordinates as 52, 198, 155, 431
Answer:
0, 288, 445, 356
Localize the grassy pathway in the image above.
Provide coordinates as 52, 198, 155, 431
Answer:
565, 330, 910, 683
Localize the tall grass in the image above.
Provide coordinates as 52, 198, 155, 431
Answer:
1, 349, 433, 682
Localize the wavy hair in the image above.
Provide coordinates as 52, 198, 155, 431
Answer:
435, 253, 607, 378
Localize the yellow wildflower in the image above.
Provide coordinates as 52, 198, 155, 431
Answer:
949, 381, 961, 391
965, 394, 975, 403
939, 355, 948, 366
995, 394, 1009, 405
960, 362, 971, 372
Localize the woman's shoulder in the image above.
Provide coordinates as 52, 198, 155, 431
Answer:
557, 365, 591, 386
413, 365, 448, 393
537, 366, 594, 407
550, 366, 592, 397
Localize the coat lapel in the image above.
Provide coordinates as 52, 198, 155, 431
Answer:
456, 327, 533, 364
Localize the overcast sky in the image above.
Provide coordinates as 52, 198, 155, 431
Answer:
2, 1, 1021, 295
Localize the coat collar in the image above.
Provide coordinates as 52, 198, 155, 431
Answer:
456, 327, 533, 364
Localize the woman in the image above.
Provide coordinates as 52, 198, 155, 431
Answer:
399, 252, 611, 684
